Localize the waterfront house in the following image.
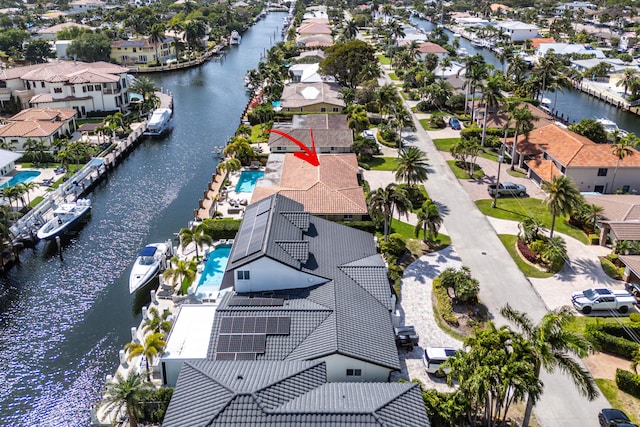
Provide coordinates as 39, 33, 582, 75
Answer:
35, 23, 93, 41
581, 194, 640, 246
211, 194, 399, 381
496, 21, 539, 41
0, 61, 131, 116
0, 107, 77, 152
268, 114, 352, 153
67, 0, 105, 14
163, 361, 430, 426
251, 153, 367, 221
280, 82, 345, 113
536, 43, 606, 59
0, 149, 22, 177
110, 36, 176, 66
415, 41, 449, 61
288, 63, 326, 83
507, 124, 640, 194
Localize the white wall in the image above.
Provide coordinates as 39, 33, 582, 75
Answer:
318, 353, 392, 382
233, 256, 328, 292
567, 166, 640, 194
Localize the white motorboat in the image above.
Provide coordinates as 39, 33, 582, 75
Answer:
144, 108, 172, 136
539, 97, 552, 113
129, 241, 172, 294
470, 38, 484, 48
229, 30, 241, 45
36, 199, 91, 240
596, 117, 628, 138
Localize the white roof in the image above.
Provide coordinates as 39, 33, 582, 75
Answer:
163, 304, 218, 360
0, 149, 21, 169
497, 21, 538, 30
537, 43, 605, 58
301, 86, 320, 100
289, 63, 323, 83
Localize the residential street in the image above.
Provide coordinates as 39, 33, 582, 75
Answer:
367, 67, 612, 427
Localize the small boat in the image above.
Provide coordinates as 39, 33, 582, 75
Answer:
144, 108, 172, 137
229, 30, 241, 45
456, 47, 468, 58
539, 97, 552, 113
453, 32, 461, 38
129, 242, 171, 294
470, 38, 484, 48
596, 117, 628, 138
36, 199, 91, 240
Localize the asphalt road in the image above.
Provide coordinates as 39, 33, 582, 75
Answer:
388, 80, 609, 426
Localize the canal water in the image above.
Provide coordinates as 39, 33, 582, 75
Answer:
0, 12, 285, 426
410, 17, 640, 136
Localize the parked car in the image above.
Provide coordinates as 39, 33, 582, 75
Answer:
449, 117, 462, 130
361, 129, 375, 140
625, 282, 640, 303
487, 182, 527, 198
598, 408, 638, 427
423, 347, 457, 377
571, 288, 636, 315
394, 326, 419, 350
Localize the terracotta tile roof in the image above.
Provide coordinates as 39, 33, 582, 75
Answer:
298, 23, 332, 35
486, 102, 552, 129
251, 154, 367, 215
0, 120, 65, 137
511, 124, 640, 168
531, 37, 556, 49
0, 61, 128, 82
417, 42, 448, 54
526, 159, 562, 182
37, 23, 92, 35
582, 194, 640, 221
10, 107, 76, 122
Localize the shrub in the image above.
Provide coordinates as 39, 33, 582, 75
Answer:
201, 218, 242, 239
600, 257, 622, 280
616, 369, 640, 399
445, 93, 466, 112
630, 313, 640, 323
380, 233, 406, 259
433, 277, 459, 326
337, 220, 377, 233
528, 239, 546, 255
517, 238, 539, 263
429, 115, 446, 129
439, 266, 479, 304
399, 184, 427, 209
416, 100, 436, 113
585, 323, 640, 358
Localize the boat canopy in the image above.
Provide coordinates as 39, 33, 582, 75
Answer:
140, 246, 158, 256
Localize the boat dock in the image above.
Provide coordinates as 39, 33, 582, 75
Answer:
10, 91, 173, 245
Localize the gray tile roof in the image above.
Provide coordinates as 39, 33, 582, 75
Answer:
211, 194, 399, 370
163, 360, 430, 427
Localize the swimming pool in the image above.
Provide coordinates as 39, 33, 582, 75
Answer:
235, 170, 264, 193
0, 171, 41, 189
196, 244, 232, 298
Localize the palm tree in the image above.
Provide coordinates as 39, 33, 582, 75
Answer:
162, 256, 197, 294
395, 146, 429, 187
465, 61, 489, 122
16, 181, 39, 207
611, 138, 635, 192
542, 175, 583, 238
148, 23, 165, 65
480, 72, 504, 146
414, 199, 442, 242
179, 223, 212, 260
388, 105, 415, 149
617, 68, 639, 96
368, 183, 411, 241
130, 76, 159, 113
97, 371, 152, 427
509, 105, 536, 170
142, 306, 173, 335
223, 137, 254, 165
343, 19, 358, 40
124, 332, 166, 381
216, 158, 242, 176
501, 304, 598, 427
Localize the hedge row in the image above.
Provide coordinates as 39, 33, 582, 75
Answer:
201, 218, 242, 239
586, 323, 640, 359
433, 277, 458, 326
589, 322, 640, 339
337, 220, 377, 233
616, 369, 640, 399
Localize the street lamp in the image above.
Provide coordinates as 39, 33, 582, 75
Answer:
492, 145, 504, 208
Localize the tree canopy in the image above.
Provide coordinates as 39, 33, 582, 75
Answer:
66, 32, 111, 62
320, 40, 377, 89
568, 119, 608, 144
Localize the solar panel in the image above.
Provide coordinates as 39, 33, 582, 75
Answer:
220, 317, 233, 334
256, 198, 272, 215
242, 317, 257, 334
216, 335, 231, 353
277, 317, 291, 335
228, 296, 285, 306
216, 352, 236, 361
255, 317, 267, 333
253, 334, 266, 353
231, 317, 245, 333
235, 352, 257, 361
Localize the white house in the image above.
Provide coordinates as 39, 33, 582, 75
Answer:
288, 63, 325, 83
67, 0, 106, 14
555, 1, 596, 14
0, 61, 131, 116
536, 43, 606, 59
0, 149, 22, 177
496, 21, 539, 41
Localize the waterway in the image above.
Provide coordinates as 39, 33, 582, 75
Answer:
410, 16, 640, 136
0, 12, 285, 426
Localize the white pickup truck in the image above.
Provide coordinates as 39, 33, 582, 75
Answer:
571, 288, 636, 315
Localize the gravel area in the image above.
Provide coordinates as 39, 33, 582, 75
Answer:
391, 246, 463, 391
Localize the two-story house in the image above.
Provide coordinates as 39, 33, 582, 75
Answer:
0, 107, 78, 152
0, 61, 131, 117
280, 82, 345, 113
496, 21, 539, 41
110, 36, 176, 66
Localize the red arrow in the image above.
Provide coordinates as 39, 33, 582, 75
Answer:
266, 129, 320, 167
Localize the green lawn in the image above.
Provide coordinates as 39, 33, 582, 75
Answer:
447, 160, 484, 180
497, 234, 555, 278
476, 198, 590, 244
565, 315, 636, 335
368, 156, 399, 171
250, 124, 269, 143
377, 54, 391, 65
388, 219, 451, 248
507, 169, 527, 178
388, 72, 398, 80
596, 379, 640, 425
418, 119, 433, 131
432, 138, 460, 151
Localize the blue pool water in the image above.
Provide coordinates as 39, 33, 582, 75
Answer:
0, 171, 41, 189
235, 170, 264, 193
196, 244, 232, 296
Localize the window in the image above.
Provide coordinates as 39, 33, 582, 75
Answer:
332, 108, 339, 112
623, 185, 630, 193
41, 82, 45, 88
237, 270, 250, 280
54, 87, 62, 93
346, 369, 362, 376
597, 168, 608, 176
320, 107, 326, 112
343, 214, 353, 220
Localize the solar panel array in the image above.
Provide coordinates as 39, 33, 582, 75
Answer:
231, 199, 272, 263
228, 296, 285, 306
216, 316, 291, 359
